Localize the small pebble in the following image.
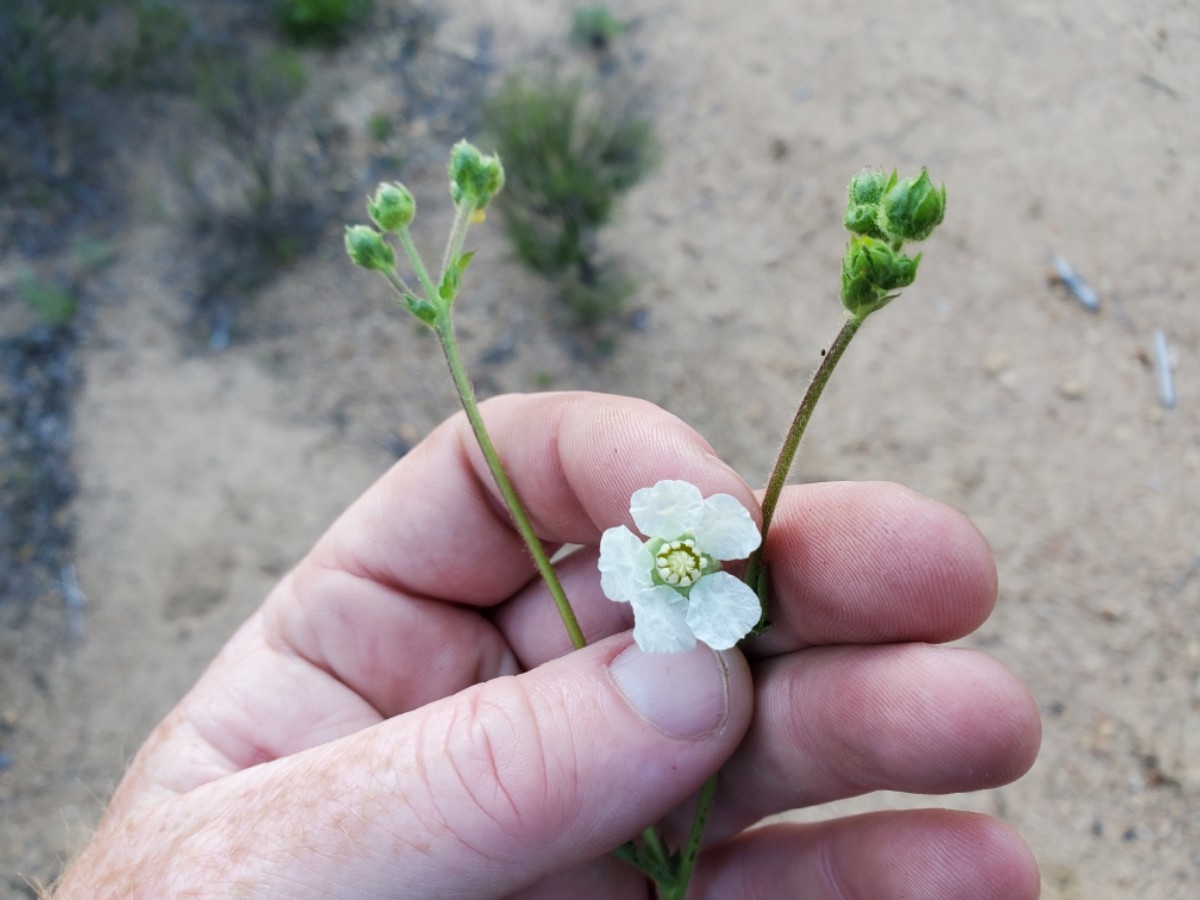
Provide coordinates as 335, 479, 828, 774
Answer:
982, 351, 1012, 376
1058, 380, 1087, 400
1184, 639, 1200, 664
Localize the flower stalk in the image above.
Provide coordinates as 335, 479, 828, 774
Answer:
347, 145, 585, 651
742, 313, 862, 592
348, 150, 946, 900
435, 313, 586, 650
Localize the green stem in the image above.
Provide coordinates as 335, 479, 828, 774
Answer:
743, 314, 863, 590
393, 218, 585, 649
382, 270, 418, 302
440, 201, 475, 284
435, 316, 587, 650
398, 227, 439, 303
641, 827, 669, 870
619, 315, 865, 898
613, 840, 672, 884
659, 774, 720, 900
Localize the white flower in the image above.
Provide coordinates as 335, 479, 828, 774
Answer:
598, 480, 762, 654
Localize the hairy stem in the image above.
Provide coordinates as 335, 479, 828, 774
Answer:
398, 227, 439, 302
440, 201, 475, 285
435, 317, 587, 650
659, 774, 720, 900
743, 314, 863, 591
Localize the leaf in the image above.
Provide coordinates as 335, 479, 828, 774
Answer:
403, 294, 438, 325
438, 269, 457, 301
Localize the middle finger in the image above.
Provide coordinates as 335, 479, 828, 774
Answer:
676, 642, 1041, 842
494, 481, 998, 666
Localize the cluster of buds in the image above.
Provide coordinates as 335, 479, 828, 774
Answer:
343, 180, 416, 274
840, 168, 945, 318
344, 141, 506, 317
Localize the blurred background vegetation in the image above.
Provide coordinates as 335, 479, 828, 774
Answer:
0, 0, 656, 626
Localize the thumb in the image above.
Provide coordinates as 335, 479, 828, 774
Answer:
95, 635, 753, 898
341, 634, 752, 895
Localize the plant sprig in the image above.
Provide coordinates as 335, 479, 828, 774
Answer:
346, 141, 586, 651
348, 146, 946, 900
743, 166, 946, 607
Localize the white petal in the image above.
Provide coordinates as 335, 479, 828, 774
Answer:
693, 493, 761, 560
630, 480, 705, 539
630, 586, 696, 654
686, 571, 761, 650
598, 526, 653, 602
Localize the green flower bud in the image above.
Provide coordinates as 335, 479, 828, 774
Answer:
840, 235, 921, 318
844, 203, 885, 238
847, 167, 889, 206
344, 225, 396, 273
878, 169, 946, 242
367, 182, 416, 232
449, 140, 505, 209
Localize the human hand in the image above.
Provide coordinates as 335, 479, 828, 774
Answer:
56, 392, 1040, 898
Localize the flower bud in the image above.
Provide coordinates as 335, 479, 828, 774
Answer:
344, 225, 396, 273
367, 182, 415, 232
844, 203, 884, 238
449, 140, 505, 209
840, 235, 921, 318
847, 167, 889, 206
878, 169, 946, 242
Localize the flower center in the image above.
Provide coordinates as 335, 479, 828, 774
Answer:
654, 539, 708, 588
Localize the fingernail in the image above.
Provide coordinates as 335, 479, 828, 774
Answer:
609, 643, 730, 739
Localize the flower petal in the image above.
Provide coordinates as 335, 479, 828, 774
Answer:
693, 493, 761, 560
630, 480, 706, 539
686, 571, 761, 650
599, 526, 654, 601
630, 586, 696, 654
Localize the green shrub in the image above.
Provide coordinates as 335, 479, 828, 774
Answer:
483, 72, 656, 329
368, 111, 394, 142
182, 45, 328, 345
276, 0, 374, 46
192, 46, 308, 217
0, 0, 99, 113
570, 6, 629, 54
0, 0, 190, 113
486, 76, 656, 267
558, 261, 634, 326
97, 1, 192, 90
18, 276, 77, 328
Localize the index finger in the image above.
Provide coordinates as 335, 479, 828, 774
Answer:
310, 390, 759, 606
126, 392, 757, 796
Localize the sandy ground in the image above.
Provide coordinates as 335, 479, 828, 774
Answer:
3, 1, 1198, 897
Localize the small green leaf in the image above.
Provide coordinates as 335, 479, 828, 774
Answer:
438, 268, 459, 302
409, 299, 438, 325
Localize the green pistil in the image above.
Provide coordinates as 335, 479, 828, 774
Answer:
652, 538, 712, 590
